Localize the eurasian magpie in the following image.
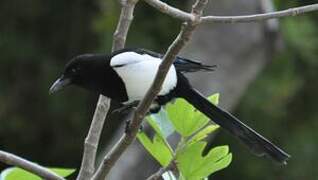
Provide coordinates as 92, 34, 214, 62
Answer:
49, 48, 290, 164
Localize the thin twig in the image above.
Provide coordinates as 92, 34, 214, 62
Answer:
143, 0, 194, 21
201, 3, 318, 23
143, 0, 318, 23
0, 150, 64, 180
91, 0, 139, 179
76, 96, 111, 180
112, 0, 139, 51
92, 0, 208, 179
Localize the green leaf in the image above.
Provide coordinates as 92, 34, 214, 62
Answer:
166, 94, 220, 137
176, 142, 232, 180
149, 109, 175, 138
137, 132, 173, 167
194, 146, 232, 177
49, 168, 76, 177
208, 93, 220, 105
0, 167, 75, 180
146, 116, 165, 139
187, 125, 219, 145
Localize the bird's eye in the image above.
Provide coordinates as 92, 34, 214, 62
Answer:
71, 68, 77, 73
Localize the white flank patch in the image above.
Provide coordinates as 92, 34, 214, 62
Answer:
111, 52, 177, 102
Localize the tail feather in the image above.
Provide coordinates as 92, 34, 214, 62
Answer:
178, 87, 290, 164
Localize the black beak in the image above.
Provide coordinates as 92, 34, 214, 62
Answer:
49, 76, 72, 94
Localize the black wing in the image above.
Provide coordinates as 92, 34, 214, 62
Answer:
126, 48, 216, 73
173, 56, 216, 73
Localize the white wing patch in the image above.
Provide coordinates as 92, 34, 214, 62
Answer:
110, 52, 177, 102
110, 52, 144, 67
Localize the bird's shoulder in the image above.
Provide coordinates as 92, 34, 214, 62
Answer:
109, 48, 161, 68
111, 48, 162, 58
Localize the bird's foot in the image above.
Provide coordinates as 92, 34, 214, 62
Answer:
125, 119, 131, 134
125, 119, 143, 134
113, 101, 139, 114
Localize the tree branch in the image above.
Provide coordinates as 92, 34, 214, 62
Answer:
143, 0, 194, 21
0, 150, 64, 180
77, 1, 138, 179
76, 96, 111, 180
201, 3, 318, 23
91, 0, 208, 179
143, 0, 318, 23
112, 0, 139, 51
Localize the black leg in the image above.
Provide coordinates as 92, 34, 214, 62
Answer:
113, 101, 139, 114
125, 119, 131, 134
125, 119, 144, 133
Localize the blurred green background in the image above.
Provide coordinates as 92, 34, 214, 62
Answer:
0, 0, 317, 179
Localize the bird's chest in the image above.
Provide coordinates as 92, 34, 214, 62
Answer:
112, 60, 177, 103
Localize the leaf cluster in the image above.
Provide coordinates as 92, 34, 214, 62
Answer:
137, 94, 232, 179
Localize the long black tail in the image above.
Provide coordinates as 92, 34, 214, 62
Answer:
177, 86, 290, 164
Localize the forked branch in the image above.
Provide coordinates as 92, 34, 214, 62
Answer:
143, 0, 318, 23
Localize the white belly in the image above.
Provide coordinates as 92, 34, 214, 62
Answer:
111, 52, 177, 102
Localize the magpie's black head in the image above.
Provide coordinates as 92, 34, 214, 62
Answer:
49, 54, 107, 94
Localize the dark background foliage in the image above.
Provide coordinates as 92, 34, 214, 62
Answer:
0, 0, 317, 179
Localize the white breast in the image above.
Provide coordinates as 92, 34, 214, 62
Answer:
110, 52, 177, 102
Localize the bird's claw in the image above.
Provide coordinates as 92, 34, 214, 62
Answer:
125, 119, 143, 134
113, 101, 139, 114
125, 119, 131, 134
